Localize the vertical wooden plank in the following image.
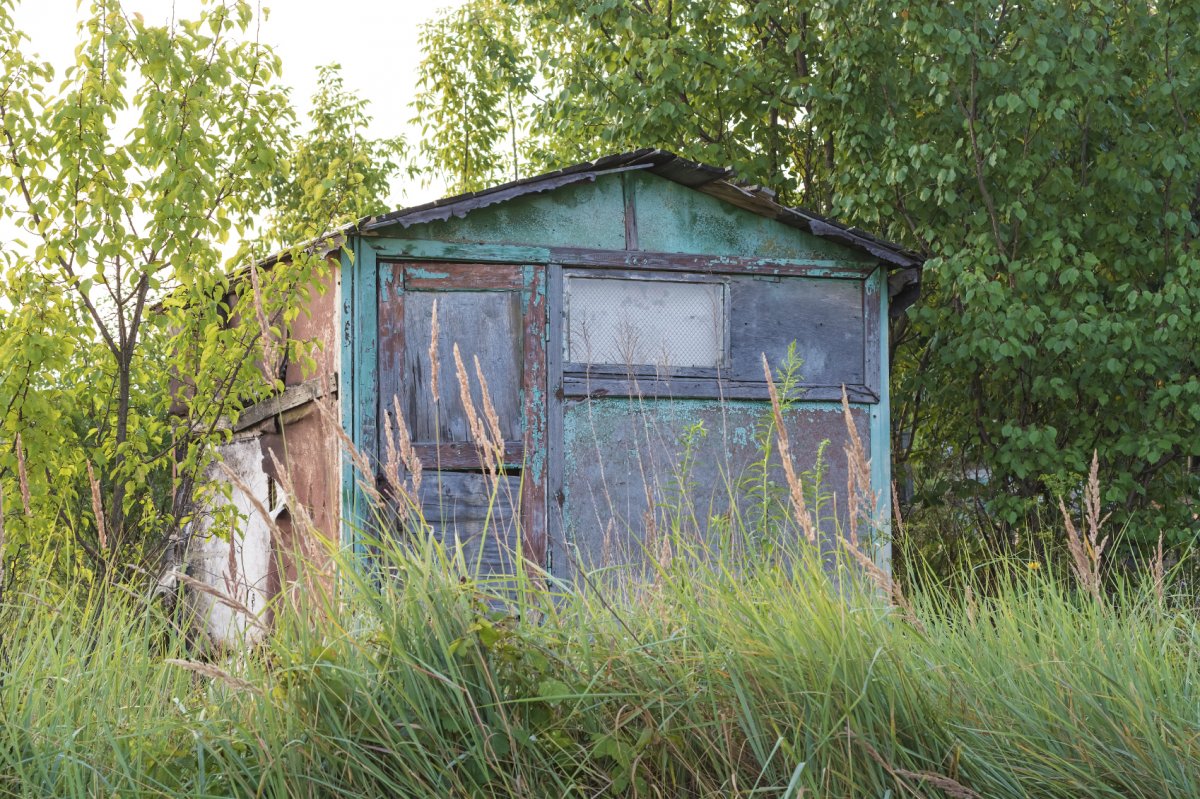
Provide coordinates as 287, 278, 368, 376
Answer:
867, 266, 891, 574
377, 262, 405, 437
622, 172, 639, 251
403, 292, 524, 443
545, 263, 565, 578
344, 237, 378, 555
521, 264, 549, 567
357, 243, 379, 468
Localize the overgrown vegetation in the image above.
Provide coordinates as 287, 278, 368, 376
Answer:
0, 0, 402, 592
0, 527, 1197, 798
2, 2, 1199, 794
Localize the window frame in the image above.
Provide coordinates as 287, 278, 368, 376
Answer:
558, 265, 881, 404
563, 269, 732, 378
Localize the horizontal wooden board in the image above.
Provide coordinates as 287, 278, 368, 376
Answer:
366, 237, 877, 279
410, 441, 525, 470
401, 263, 524, 291
561, 376, 878, 403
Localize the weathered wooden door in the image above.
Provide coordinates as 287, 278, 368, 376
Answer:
377, 263, 547, 573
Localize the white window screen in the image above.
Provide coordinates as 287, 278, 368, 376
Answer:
566, 277, 726, 368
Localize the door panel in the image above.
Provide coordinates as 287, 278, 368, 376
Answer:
418, 472, 521, 575
377, 262, 547, 567
401, 290, 525, 445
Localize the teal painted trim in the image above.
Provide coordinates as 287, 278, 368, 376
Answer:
350, 236, 379, 559
869, 268, 892, 573
338, 245, 356, 550
368, 237, 551, 264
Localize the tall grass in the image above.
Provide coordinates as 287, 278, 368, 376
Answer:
1, 529, 1199, 798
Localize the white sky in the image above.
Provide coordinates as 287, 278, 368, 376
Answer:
10, 0, 466, 208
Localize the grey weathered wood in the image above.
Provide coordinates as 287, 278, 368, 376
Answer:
728, 275, 865, 386
561, 376, 878, 403
551, 248, 875, 279
560, 399, 871, 579
408, 442, 524, 470
401, 291, 525, 444
415, 471, 522, 576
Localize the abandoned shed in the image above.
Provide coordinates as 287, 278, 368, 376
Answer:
185, 149, 923, 638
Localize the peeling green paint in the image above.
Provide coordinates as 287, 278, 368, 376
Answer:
339, 245, 355, 550
628, 171, 873, 261
369, 238, 552, 264
378, 178, 626, 250
405, 266, 451, 281
560, 395, 873, 566
868, 266, 891, 570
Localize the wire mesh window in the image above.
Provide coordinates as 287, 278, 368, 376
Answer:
565, 276, 727, 369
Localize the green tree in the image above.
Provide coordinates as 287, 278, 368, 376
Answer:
0, 0, 304, 589
814, 0, 1200, 544
415, 0, 1200, 546
268, 63, 405, 246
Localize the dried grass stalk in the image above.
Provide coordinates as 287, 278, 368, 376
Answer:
762, 355, 817, 545
315, 398, 384, 509
165, 658, 263, 696
428, 298, 441, 401
831, 387, 921, 631
383, 395, 422, 502
852, 732, 980, 799
86, 460, 107, 551
171, 570, 270, 634
1058, 450, 1110, 602
453, 344, 493, 477
474, 355, 506, 473
841, 388, 874, 548
15, 433, 31, 517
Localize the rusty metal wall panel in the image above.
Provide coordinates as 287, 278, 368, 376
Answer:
284, 265, 340, 386
260, 409, 340, 554
560, 397, 869, 576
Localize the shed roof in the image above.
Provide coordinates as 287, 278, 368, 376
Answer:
357, 149, 925, 270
